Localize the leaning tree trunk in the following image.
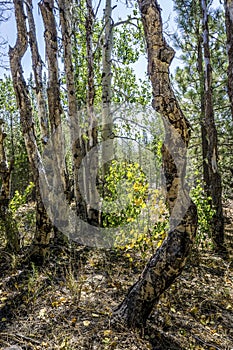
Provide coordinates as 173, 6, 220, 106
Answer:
112, 0, 198, 329
201, 0, 225, 250
224, 0, 233, 122
9, 0, 52, 264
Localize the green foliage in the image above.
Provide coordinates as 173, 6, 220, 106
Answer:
172, 1, 232, 198
117, 188, 168, 260
8, 182, 36, 247
9, 182, 35, 214
191, 181, 215, 247
0, 76, 31, 194
102, 161, 169, 259
102, 160, 148, 227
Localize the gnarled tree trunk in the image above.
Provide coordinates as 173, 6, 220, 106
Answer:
112, 0, 198, 329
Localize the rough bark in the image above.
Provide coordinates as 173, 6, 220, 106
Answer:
224, 0, 233, 121
85, 0, 99, 224
39, 0, 62, 133
101, 0, 114, 179
201, 0, 225, 250
58, 0, 88, 223
40, 0, 69, 244
0, 118, 20, 252
25, 0, 49, 145
9, 0, 52, 263
196, 23, 209, 193
112, 0, 198, 329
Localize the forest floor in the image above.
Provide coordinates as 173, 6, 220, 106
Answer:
0, 203, 232, 350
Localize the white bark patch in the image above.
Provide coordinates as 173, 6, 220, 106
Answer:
203, 29, 208, 44
211, 147, 218, 173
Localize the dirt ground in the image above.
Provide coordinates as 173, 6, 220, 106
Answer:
0, 205, 232, 350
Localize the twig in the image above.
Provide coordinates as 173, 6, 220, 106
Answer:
0, 332, 41, 345
192, 335, 222, 350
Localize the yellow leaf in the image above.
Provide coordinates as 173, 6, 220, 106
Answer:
103, 330, 112, 336
51, 301, 59, 307
189, 306, 198, 315
127, 171, 133, 179
134, 198, 143, 206
83, 320, 90, 326
127, 217, 134, 222
0, 297, 7, 302
1, 318, 6, 321
59, 297, 67, 303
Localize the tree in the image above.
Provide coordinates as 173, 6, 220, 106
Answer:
26, 0, 49, 145
201, 0, 225, 250
9, 0, 52, 263
112, 0, 198, 329
173, 0, 232, 236
101, 0, 114, 180
224, 0, 233, 121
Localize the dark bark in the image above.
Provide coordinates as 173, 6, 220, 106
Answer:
224, 0, 233, 121
196, 25, 209, 193
9, 0, 52, 263
111, 0, 198, 329
201, 0, 225, 250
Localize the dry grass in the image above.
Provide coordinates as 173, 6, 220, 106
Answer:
0, 202, 232, 350
0, 242, 232, 350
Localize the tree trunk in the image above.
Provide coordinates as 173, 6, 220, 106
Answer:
101, 0, 114, 180
58, 0, 89, 225
224, 0, 233, 121
201, 0, 225, 250
111, 0, 198, 329
9, 0, 52, 264
196, 23, 209, 193
84, 0, 99, 225
25, 0, 49, 145
0, 118, 20, 252
39, 0, 69, 245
